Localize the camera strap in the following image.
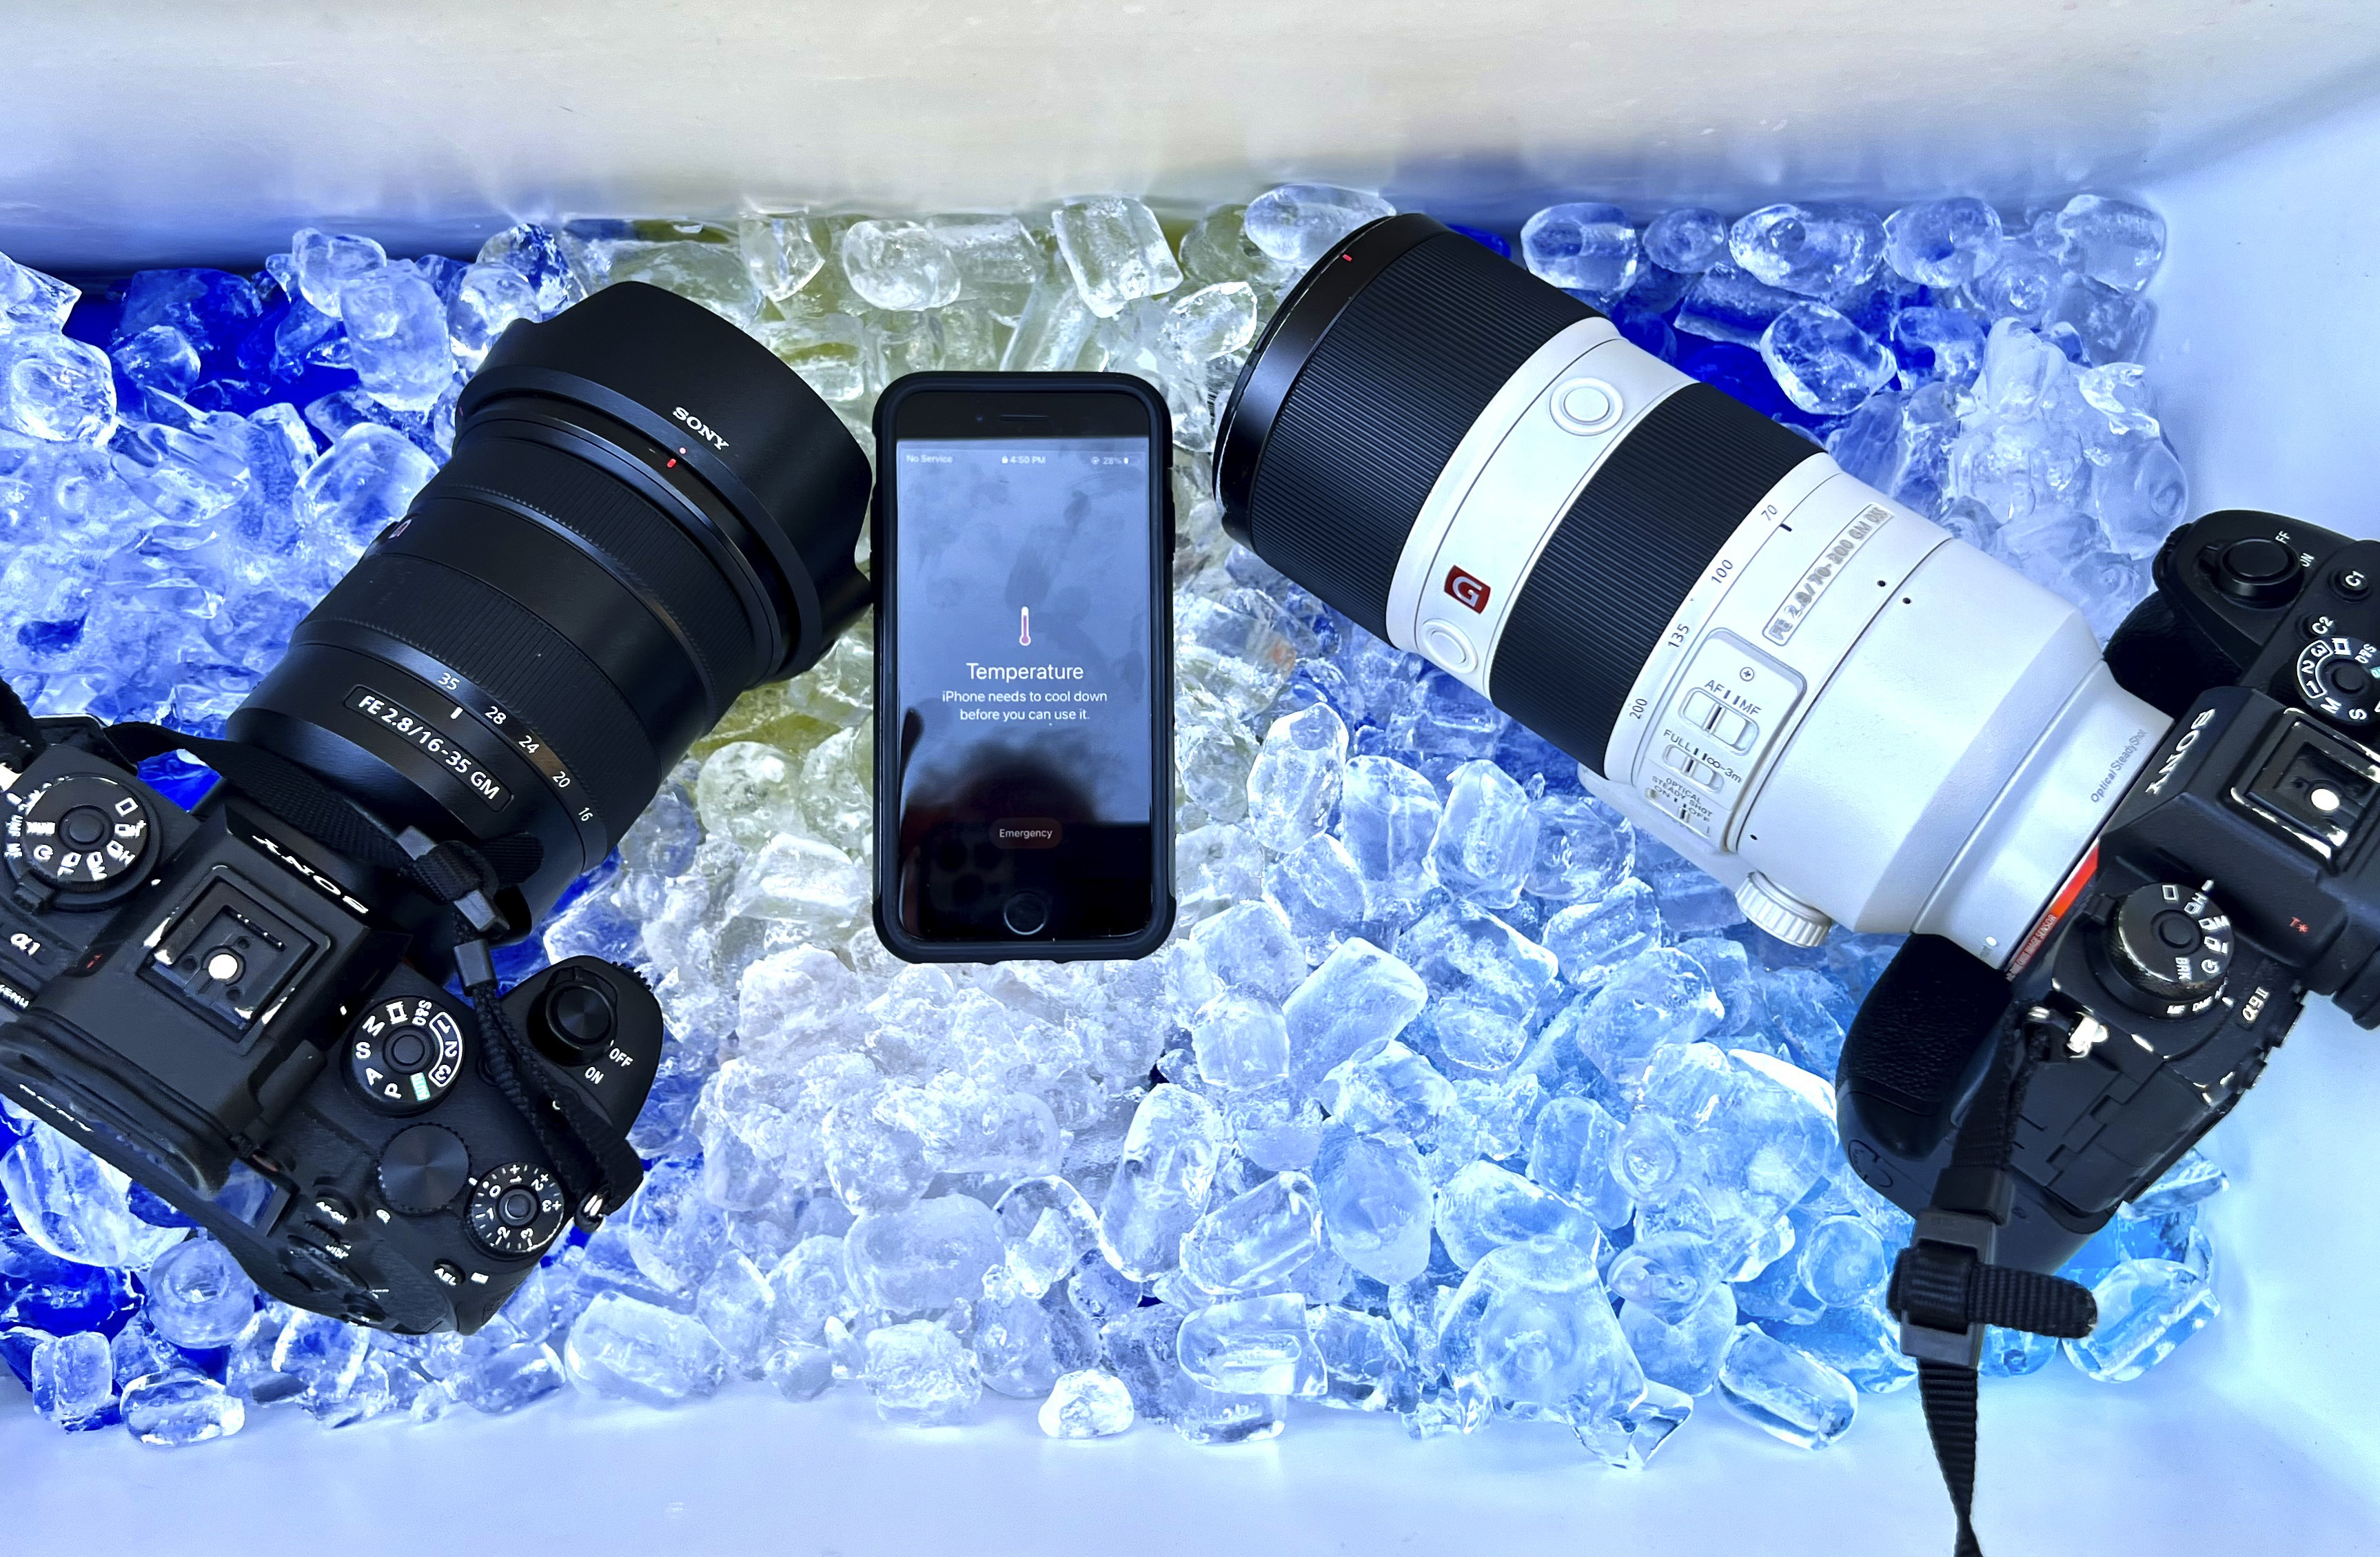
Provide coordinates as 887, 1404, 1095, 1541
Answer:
1886, 1020, 2099, 1557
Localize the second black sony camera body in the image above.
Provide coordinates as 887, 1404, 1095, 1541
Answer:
1841, 506, 2380, 1271
0, 282, 874, 1333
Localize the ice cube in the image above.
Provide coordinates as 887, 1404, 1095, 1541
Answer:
1245, 700, 1348, 852
1440, 1237, 1642, 1425
1729, 203, 1886, 297
1099, 1084, 1229, 1279
1429, 759, 1537, 908
862, 1319, 980, 1425
296, 423, 436, 548
1179, 1171, 1321, 1297
1160, 282, 1259, 363
1434, 1161, 1601, 1270
1051, 196, 1181, 318
1520, 203, 1641, 303
1176, 1292, 1325, 1396
1397, 901, 1558, 1073
1191, 995, 1292, 1091
1716, 1324, 1857, 1447
1779, 1302, 1915, 1394
1319, 1040, 1458, 1146
993, 1177, 1108, 1296
838, 219, 963, 312
111, 324, 202, 398
0, 1126, 186, 1268
1264, 832, 1367, 964
1966, 241, 2063, 325
141, 1235, 258, 1349
1243, 183, 1395, 270
1560, 948, 1725, 1090
1191, 898, 1307, 1001
1002, 252, 1102, 370
2, 335, 117, 444
1608, 1228, 1721, 1323
766, 1236, 855, 1345
564, 1290, 729, 1405
1641, 206, 1729, 274
1798, 1214, 1889, 1307
2043, 273, 2154, 366
1525, 1096, 1634, 1228
340, 263, 455, 411
0, 250, 79, 335
2066, 1259, 2219, 1382
30, 1330, 113, 1426
450, 1340, 567, 1415
1620, 1283, 1737, 1396
447, 261, 540, 368
1890, 305, 1986, 390
1674, 261, 1802, 347
738, 211, 826, 301
1283, 938, 1429, 1091
1040, 1367, 1137, 1437
1760, 303, 1897, 416
292, 228, 388, 316
1524, 791, 1633, 904
758, 312, 869, 402
119, 1367, 244, 1446
1312, 1123, 1432, 1284
844, 1194, 1004, 1313
1882, 198, 2003, 288
2053, 194, 2166, 294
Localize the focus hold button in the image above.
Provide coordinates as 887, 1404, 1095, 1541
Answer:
2211, 537, 2304, 606
1421, 619, 1478, 673
1550, 377, 1623, 435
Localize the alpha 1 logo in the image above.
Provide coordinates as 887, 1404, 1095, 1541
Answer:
1445, 566, 1492, 613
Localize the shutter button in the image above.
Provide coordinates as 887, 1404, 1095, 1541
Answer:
1551, 378, 1622, 435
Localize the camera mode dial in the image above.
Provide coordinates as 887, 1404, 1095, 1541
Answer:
2106, 882, 2232, 1014
4, 774, 152, 895
2296, 635, 2380, 729
466, 1163, 567, 1259
346, 995, 467, 1115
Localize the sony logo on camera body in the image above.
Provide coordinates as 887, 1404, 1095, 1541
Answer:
671, 405, 730, 451
2145, 705, 2221, 797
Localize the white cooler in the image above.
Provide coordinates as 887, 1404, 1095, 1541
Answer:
2, 5, 2377, 1552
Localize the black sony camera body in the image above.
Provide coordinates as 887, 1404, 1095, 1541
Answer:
1841, 507, 2380, 1272
0, 281, 874, 1335
0, 726, 661, 1334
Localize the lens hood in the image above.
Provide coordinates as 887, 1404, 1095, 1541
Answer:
459, 281, 873, 678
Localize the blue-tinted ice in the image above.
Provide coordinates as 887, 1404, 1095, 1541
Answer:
0, 185, 2218, 1461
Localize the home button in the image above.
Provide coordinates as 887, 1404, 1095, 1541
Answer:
1002, 891, 1052, 936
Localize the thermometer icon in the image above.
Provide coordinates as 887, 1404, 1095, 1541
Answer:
1020, 607, 1032, 647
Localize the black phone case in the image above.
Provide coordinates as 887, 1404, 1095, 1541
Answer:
868, 372, 1177, 964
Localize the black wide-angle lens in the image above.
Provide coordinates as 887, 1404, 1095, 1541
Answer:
229, 282, 872, 919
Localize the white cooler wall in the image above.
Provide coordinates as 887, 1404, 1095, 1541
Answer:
2, 2, 2380, 269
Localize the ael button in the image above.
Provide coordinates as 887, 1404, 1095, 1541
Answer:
2208, 536, 2305, 607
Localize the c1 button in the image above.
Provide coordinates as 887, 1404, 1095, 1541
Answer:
1421, 619, 1478, 673
2333, 565, 2372, 601
1551, 377, 1623, 435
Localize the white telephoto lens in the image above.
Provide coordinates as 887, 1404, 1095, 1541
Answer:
1217, 215, 2171, 968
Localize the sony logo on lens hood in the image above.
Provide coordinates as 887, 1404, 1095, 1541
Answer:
671, 405, 730, 451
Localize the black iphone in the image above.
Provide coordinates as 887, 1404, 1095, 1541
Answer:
871, 373, 1174, 962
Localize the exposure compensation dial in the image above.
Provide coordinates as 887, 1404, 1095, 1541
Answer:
466, 1163, 567, 1259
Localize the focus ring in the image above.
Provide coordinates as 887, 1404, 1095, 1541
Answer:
1241, 229, 1590, 641
291, 553, 657, 841
1489, 383, 1820, 775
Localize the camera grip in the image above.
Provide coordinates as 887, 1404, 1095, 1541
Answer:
1836, 934, 2012, 1166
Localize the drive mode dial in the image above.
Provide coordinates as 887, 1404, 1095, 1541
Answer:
5, 774, 152, 894
2297, 635, 2380, 728
347, 995, 467, 1115
467, 1163, 567, 1259
2106, 882, 2232, 1014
